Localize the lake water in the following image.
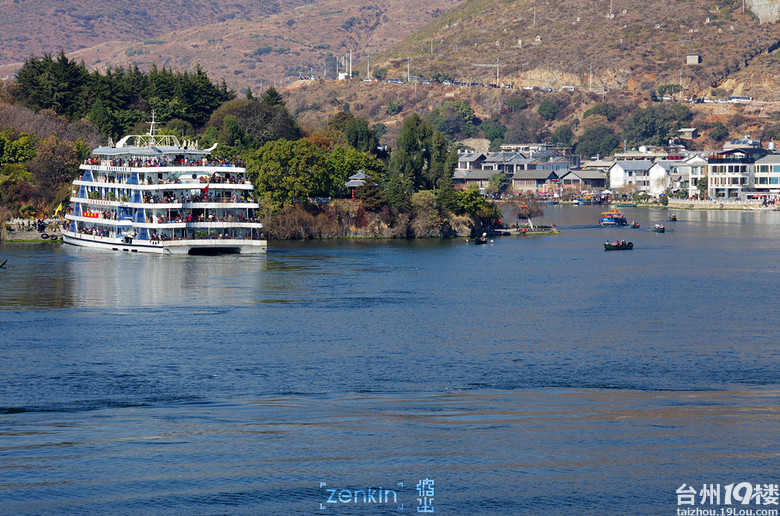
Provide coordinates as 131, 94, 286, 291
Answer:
1, 206, 779, 515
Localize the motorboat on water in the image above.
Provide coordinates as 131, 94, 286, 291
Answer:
599, 208, 628, 226
61, 116, 267, 254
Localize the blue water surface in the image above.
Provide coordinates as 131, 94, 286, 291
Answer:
1, 206, 779, 514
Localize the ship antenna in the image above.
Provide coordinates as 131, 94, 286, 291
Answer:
148, 111, 156, 137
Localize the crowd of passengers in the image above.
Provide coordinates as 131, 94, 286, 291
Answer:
154, 213, 258, 224
143, 192, 252, 204
83, 157, 244, 168
78, 226, 111, 237
90, 172, 249, 186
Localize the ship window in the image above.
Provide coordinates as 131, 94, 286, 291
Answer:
192, 174, 197, 179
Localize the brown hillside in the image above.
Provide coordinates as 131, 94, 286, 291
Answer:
369, 0, 780, 99
0, 0, 305, 66
0, 0, 462, 94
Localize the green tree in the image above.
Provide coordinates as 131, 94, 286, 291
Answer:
505, 96, 529, 113
261, 86, 285, 106
623, 103, 691, 147
373, 68, 388, 81
574, 126, 620, 158
436, 175, 460, 213
696, 177, 708, 198
326, 146, 384, 193
355, 180, 387, 212
344, 118, 380, 154
87, 99, 120, 139
427, 100, 479, 140
537, 99, 559, 121
550, 124, 574, 146
481, 117, 506, 149
205, 99, 300, 153
245, 139, 329, 212
583, 103, 622, 121
710, 121, 729, 141
1, 132, 37, 165
487, 173, 510, 194
458, 187, 483, 216
28, 135, 79, 196
387, 114, 455, 198
385, 169, 412, 212
386, 99, 403, 115
657, 84, 682, 97
505, 111, 546, 143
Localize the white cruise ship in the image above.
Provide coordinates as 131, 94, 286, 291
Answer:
62, 118, 267, 254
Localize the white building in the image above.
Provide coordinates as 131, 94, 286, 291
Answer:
752, 154, 780, 198
608, 160, 654, 193
676, 155, 708, 197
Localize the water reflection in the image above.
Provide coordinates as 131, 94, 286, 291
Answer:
0, 244, 271, 309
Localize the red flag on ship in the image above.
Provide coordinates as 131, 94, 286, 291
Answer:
202, 184, 209, 195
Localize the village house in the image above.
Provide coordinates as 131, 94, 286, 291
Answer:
676, 155, 708, 197
678, 128, 698, 140
456, 151, 487, 174
581, 159, 616, 172
511, 170, 560, 194
499, 143, 550, 155
559, 170, 607, 191
452, 167, 495, 190
480, 152, 534, 175
608, 160, 655, 194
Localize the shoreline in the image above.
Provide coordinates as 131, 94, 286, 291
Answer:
666, 199, 780, 211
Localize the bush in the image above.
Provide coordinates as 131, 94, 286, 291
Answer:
710, 121, 728, 141
386, 99, 403, 115
537, 99, 559, 120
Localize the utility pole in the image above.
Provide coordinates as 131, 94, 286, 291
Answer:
589, 65, 593, 92
407, 56, 410, 83
366, 53, 370, 80
496, 57, 500, 85
679, 70, 684, 102
349, 49, 353, 78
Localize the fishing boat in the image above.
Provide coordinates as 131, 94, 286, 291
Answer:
615, 202, 637, 207
630, 221, 640, 228
604, 240, 633, 251
599, 208, 628, 226
652, 224, 665, 233
62, 116, 267, 254
668, 213, 677, 221
474, 233, 488, 245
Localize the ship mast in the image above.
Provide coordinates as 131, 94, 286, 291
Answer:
148, 111, 157, 137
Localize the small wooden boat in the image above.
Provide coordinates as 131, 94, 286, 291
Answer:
615, 202, 637, 207
668, 214, 677, 221
630, 221, 640, 228
604, 240, 633, 251
652, 224, 665, 233
474, 232, 488, 245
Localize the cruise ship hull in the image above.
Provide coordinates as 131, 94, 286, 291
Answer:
61, 230, 267, 254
